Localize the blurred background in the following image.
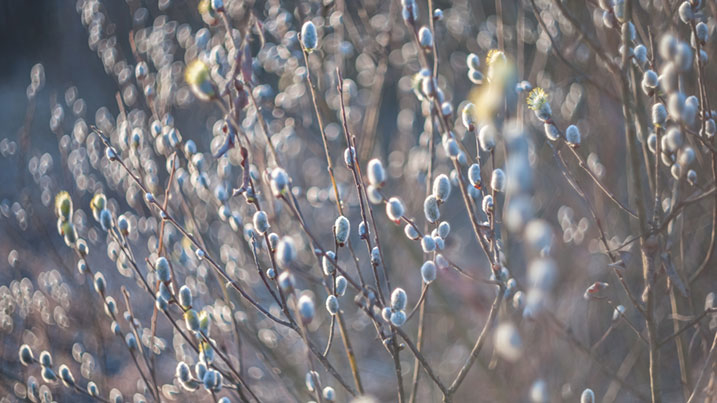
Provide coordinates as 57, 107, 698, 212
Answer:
1, 0, 716, 402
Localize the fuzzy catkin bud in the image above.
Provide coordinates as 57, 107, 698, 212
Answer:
179, 285, 192, 308
683, 100, 697, 126
443, 137, 460, 157
421, 235, 436, 252
90, 193, 106, 221
335, 276, 347, 296
325, 295, 339, 315
660, 62, 678, 95
438, 221, 451, 238
211, 0, 224, 11
678, 147, 695, 166
390, 310, 406, 326
382, 306, 393, 321
306, 371, 320, 393
391, 288, 407, 310
468, 69, 484, 85
185, 60, 215, 101
253, 211, 269, 235
423, 195, 440, 223
482, 195, 494, 214
598, 0, 611, 10
104, 296, 117, 317
433, 174, 451, 202
75, 239, 88, 257
106, 147, 118, 161
100, 209, 112, 231
194, 314, 211, 337
195, 362, 207, 383
270, 167, 289, 196
94, 272, 106, 294
371, 246, 381, 266
686, 95, 699, 111
468, 163, 482, 188
59, 364, 74, 387
343, 146, 356, 168
266, 233, 279, 250
418, 26, 433, 48
322, 251, 336, 276
155, 293, 168, 311
434, 236, 445, 250
565, 125, 581, 146
323, 386, 336, 402
441, 102, 453, 117
334, 216, 350, 246
434, 255, 448, 272
643, 70, 658, 89
298, 295, 315, 324
276, 237, 297, 267
202, 369, 218, 391
527, 88, 551, 121
675, 43, 693, 72
117, 215, 130, 236
634, 44, 648, 66
422, 75, 437, 98
479, 125, 497, 152
125, 333, 138, 350
404, 224, 420, 240
494, 322, 523, 362
516, 80, 533, 92
661, 151, 674, 166
401, 0, 418, 23
40, 350, 52, 367
176, 361, 191, 383
156, 257, 171, 283
301, 21, 318, 52
678, 1, 693, 23
278, 271, 295, 292
671, 163, 683, 179
687, 169, 697, 185
491, 169, 506, 192
665, 127, 683, 152
457, 152, 467, 165
421, 261, 437, 283
466, 53, 481, 70
358, 221, 367, 238
695, 22, 708, 44
462, 103, 476, 129
19, 345, 33, 366
55, 191, 73, 222
184, 309, 200, 332
544, 123, 560, 141
135, 61, 148, 80
386, 197, 405, 222
511, 291, 525, 311
41, 366, 57, 383
529, 379, 549, 403
367, 159, 386, 187
698, 49, 708, 63
87, 381, 99, 397
580, 388, 595, 403
652, 103, 667, 126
